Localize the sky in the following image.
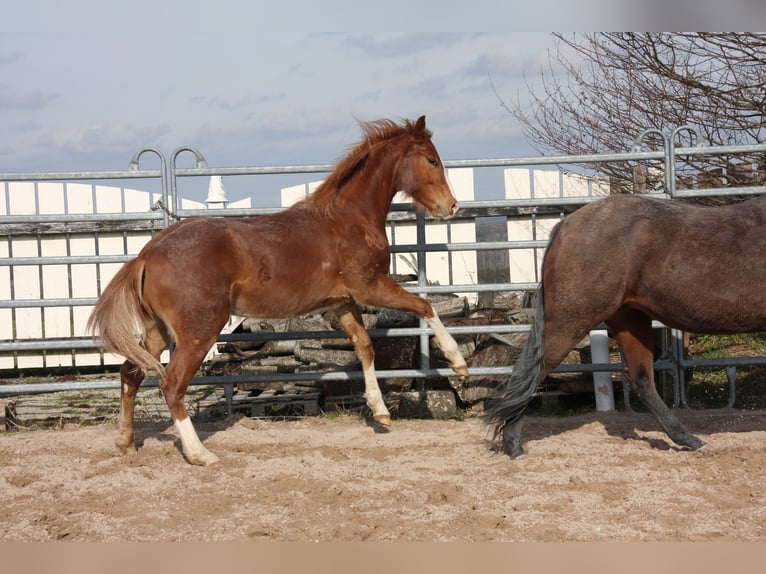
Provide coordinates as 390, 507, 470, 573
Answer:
2, 1, 765, 206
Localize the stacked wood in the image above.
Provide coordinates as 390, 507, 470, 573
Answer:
204, 294, 471, 399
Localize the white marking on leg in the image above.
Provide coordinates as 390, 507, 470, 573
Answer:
426, 313, 468, 374
174, 416, 220, 466
362, 363, 390, 423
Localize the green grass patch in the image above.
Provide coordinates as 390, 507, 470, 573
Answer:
685, 333, 766, 409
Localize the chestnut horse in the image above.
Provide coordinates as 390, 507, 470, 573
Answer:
486, 193, 766, 457
88, 116, 467, 465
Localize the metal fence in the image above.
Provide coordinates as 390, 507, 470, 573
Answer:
2, 129, 766, 414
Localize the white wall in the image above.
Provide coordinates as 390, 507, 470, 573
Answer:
2, 168, 606, 370
1, 181, 250, 370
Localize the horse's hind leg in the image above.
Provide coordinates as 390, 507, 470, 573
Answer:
335, 302, 391, 429
116, 360, 143, 454
160, 332, 224, 466
608, 308, 705, 451
116, 325, 169, 454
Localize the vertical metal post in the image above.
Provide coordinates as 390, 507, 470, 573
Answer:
128, 147, 169, 226
672, 328, 689, 408
416, 211, 428, 391
169, 146, 208, 215
590, 329, 615, 411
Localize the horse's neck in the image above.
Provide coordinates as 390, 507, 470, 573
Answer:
340, 144, 404, 227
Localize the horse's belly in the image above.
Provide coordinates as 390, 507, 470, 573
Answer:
230, 279, 351, 320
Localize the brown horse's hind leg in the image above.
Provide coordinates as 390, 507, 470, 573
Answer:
335, 302, 391, 429
115, 325, 169, 454
608, 308, 705, 451
161, 332, 223, 466
116, 360, 143, 454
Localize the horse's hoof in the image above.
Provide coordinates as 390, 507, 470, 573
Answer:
684, 435, 707, 451
375, 415, 391, 427
506, 443, 526, 459
185, 450, 221, 466
452, 365, 469, 378
369, 415, 391, 434
115, 438, 136, 455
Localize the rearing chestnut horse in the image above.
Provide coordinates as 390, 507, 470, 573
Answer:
88, 116, 468, 465
487, 193, 766, 458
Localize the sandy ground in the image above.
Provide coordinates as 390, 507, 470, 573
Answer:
2, 409, 766, 542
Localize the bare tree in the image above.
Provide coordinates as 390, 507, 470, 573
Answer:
501, 33, 766, 194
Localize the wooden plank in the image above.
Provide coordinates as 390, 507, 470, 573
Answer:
2, 220, 164, 235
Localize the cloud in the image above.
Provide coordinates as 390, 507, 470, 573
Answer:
341, 33, 476, 59
38, 124, 172, 156
0, 51, 23, 64
188, 93, 286, 112
0, 85, 59, 111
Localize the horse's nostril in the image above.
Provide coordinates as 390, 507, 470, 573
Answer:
451, 202, 459, 215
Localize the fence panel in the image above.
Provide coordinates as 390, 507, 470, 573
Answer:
1, 135, 765, 415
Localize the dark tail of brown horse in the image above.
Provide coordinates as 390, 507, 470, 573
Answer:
484, 281, 546, 446
86, 257, 166, 377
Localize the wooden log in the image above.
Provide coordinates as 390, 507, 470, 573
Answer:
294, 347, 360, 368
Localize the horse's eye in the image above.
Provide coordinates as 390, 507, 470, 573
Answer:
427, 158, 438, 167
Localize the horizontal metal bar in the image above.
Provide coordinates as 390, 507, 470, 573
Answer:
672, 185, 766, 199
0, 323, 532, 353
679, 356, 766, 368
0, 379, 127, 396
0, 212, 164, 224
440, 142, 766, 170
390, 240, 549, 253
0, 298, 97, 309
1, 353, 754, 399
0, 338, 97, 351
442, 150, 666, 168
0, 169, 162, 182
0, 255, 132, 266
173, 164, 335, 178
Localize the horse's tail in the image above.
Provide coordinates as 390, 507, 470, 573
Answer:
86, 257, 166, 377
485, 218, 568, 441
484, 280, 546, 440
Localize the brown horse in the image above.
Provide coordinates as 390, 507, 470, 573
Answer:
88, 116, 468, 465
486, 193, 766, 457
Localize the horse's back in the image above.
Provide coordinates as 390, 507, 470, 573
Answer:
546, 194, 766, 333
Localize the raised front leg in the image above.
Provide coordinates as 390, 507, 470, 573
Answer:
351, 276, 468, 378
335, 301, 391, 428
424, 312, 468, 378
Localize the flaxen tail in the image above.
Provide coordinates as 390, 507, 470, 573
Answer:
86, 257, 165, 377
484, 281, 546, 440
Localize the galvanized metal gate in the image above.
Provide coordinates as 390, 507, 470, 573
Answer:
2, 130, 766, 415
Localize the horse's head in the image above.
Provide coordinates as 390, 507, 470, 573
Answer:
398, 116, 459, 220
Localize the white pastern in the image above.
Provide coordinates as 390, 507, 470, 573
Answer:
174, 416, 220, 466
362, 363, 390, 421
426, 313, 468, 372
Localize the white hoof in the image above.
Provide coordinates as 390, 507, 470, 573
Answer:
185, 448, 221, 466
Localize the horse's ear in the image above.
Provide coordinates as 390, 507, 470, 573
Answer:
415, 115, 426, 132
